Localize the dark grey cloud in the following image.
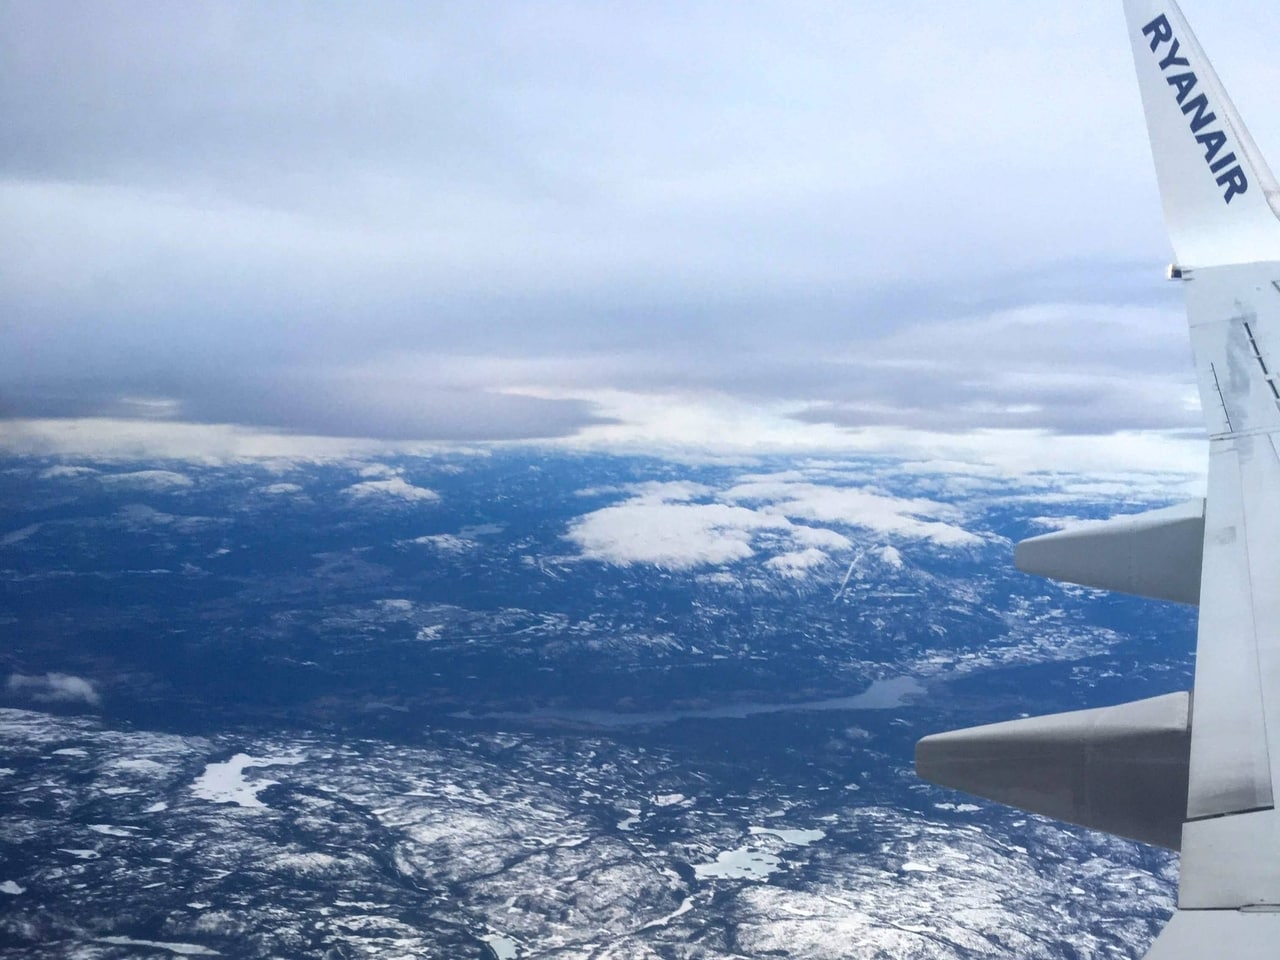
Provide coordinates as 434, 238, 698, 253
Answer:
0, 372, 611, 441
1, 2, 1274, 444
0, 266, 1200, 438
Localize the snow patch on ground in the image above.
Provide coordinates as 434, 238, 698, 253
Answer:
96, 935, 220, 956
59, 849, 100, 860
89, 824, 137, 837
693, 847, 781, 881
481, 932, 520, 959
190, 753, 304, 809
749, 826, 825, 845
638, 895, 696, 931
269, 852, 341, 875
111, 758, 167, 774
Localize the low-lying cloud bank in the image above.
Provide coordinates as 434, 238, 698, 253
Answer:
0, 297, 1195, 450
6, 672, 101, 708
0, 396, 1209, 481
565, 472, 982, 574
343, 476, 440, 503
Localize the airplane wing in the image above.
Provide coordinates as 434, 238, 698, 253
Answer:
917, 2, 1280, 955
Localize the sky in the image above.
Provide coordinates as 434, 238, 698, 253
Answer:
4, 0, 1280, 474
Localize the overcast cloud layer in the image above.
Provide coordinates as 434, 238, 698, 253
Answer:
5, 1, 1280, 460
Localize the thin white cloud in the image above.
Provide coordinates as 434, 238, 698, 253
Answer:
357, 463, 401, 478
624, 480, 716, 503
6, 672, 101, 707
0, 523, 40, 547
0, 417, 487, 463
114, 504, 222, 533
402, 534, 474, 552
722, 479, 980, 547
259, 482, 303, 495
877, 545, 904, 569
568, 501, 790, 570
549, 390, 1209, 478
0, 400, 1211, 483
765, 548, 830, 578
566, 468, 981, 575
99, 469, 193, 490
39, 465, 98, 479
343, 476, 439, 503
788, 525, 854, 551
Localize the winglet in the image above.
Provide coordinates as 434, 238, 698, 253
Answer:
1124, 0, 1280, 266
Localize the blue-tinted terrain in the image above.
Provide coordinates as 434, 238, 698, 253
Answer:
0, 452, 1195, 958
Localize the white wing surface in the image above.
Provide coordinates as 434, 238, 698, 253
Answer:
1124, 0, 1280, 907
918, 3, 1280, 955
1124, 0, 1280, 266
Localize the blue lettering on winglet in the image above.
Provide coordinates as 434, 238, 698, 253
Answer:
1142, 13, 1248, 204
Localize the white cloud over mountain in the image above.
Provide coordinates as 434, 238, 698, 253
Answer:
343, 477, 439, 503
99, 470, 194, 491
723, 477, 981, 548
569, 500, 792, 570
765, 548, 831, 578
260, 482, 303, 495
567, 468, 980, 573
6, 673, 101, 707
